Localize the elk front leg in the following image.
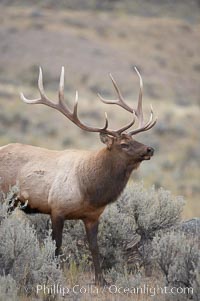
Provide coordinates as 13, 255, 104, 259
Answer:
83, 219, 106, 286
51, 214, 64, 256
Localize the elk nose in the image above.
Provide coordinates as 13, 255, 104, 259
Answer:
147, 147, 154, 155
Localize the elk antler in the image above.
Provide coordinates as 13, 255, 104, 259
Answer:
20, 67, 136, 137
20, 67, 109, 133
98, 67, 157, 135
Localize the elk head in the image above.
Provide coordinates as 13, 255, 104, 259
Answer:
97, 67, 157, 168
20, 66, 157, 168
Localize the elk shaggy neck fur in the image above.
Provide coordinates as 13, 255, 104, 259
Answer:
79, 148, 139, 207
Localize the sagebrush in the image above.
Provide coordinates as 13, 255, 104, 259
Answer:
0, 183, 199, 300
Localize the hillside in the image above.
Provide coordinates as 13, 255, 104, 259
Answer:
0, 1, 199, 218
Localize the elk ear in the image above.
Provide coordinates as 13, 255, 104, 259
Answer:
100, 133, 114, 150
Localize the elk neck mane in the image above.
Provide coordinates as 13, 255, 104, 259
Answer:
78, 147, 138, 207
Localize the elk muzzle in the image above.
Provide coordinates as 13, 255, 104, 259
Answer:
142, 146, 154, 160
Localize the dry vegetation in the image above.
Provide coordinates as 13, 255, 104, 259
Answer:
0, 0, 199, 300
0, 184, 199, 301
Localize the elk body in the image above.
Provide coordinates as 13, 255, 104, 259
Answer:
0, 67, 157, 285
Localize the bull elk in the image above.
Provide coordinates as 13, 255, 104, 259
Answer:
0, 66, 157, 285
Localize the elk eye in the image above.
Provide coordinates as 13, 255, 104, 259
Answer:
121, 143, 129, 149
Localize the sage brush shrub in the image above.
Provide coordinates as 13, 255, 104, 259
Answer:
59, 182, 185, 274
100, 183, 184, 272
0, 274, 19, 301
28, 213, 51, 242
0, 191, 63, 296
193, 261, 200, 301
121, 183, 185, 239
61, 219, 91, 267
98, 204, 130, 271
58, 208, 131, 272
0, 183, 192, 298
153, 231, 199, 300
0, 185, 19, 222
59, 204, 129, 273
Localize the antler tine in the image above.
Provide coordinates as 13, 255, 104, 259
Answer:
73, 90, 79, 117
142, 104, 157, 131
98, 114, 135, 137
58, 66, 65, 104
38, 67, 45, 99
134, 66, 144, 127
130, 118, 157, 135
116, 117, 136, 135
96, 72, 137, 136
69, 90, 109, 132
129, 104, 157, 135
126, 67, 157, 136
21, 67, 57, 108
98, 73, 133, 113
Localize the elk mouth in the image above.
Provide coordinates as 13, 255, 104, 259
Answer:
142, 155, 152, 160
139, 154, 152, 161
